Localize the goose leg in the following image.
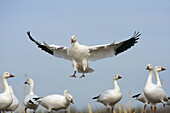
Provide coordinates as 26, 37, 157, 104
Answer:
70, 71, 77, 78
48, 108, 51, 113
25, 108, 27, 113
80, 59, 87, 78
154, 106, 156, 113
111, 105, 115, 113
163, 103, 166, 113
151, 106, 154, 113
70, 61, 77, 78
107, 105, 110, 113
107, 107, 110, 113
80, 73, 85, 78
143, 104, 147, 113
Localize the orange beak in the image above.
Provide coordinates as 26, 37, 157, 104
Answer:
71, 39, 73, 44
161, 67, 166, 71
10, 74, 15, 77
118, 75, 122, 79
70, 99, 74, 104
146, 66, 149, 70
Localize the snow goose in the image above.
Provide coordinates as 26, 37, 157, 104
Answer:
33, 89, 74, 113
144, 64, 168, 113
0, 72, 15, 112
132, 92, 149, 113
6, 86, 19, 113
92, 75, 122, 113
24, 78, 39, 113
154, 66, 166, 87
27, 31, 140, 78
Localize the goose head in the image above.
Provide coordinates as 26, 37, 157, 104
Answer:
154, 66, 166, 72
71, 35, 77, 44
24, 78, 34, 85
113, 75, 122, 80
64, 89, 74, 104
66, 94, 74, 104
2, 72, 15, 79
146, 64, 153, 70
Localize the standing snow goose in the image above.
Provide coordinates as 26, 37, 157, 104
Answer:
92, 75, 122, 113
144, 64, 168, 113
27, 31, 140, 78
0, 72, 15, 112
6, 86, 19, 113
132, 92, 149, 113
24, 78, 39, 113
154, 66, 166, 87
33, 89, 74, 113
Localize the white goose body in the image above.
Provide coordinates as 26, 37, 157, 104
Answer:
34, 90, 74, 113
144, 64, 167, 113
93, 75, 122, 112
27, 31, 140, 78
24, 78, 39, 113
6, 86, 19, 113
0, 72, 15, 111
68, 41, 93, 75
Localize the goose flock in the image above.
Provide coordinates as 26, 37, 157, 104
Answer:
0, 32, 169, 113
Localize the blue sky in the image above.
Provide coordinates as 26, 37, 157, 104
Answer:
0, 0, 170, 111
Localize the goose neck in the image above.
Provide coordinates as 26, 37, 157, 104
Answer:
146, 69, 153, 85
72, 41, 79, 46
2, 78, 9, 92
29, 83, 34, 95
154, 70, 162, 87
113, 79, 120, 89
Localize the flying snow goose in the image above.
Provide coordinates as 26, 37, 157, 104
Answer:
6, 86, 19, 113
33, 89, 74, 113
0, 72, 15, 112
24, 78, 39, 113
154, 66, 166, 87
27, 31, 140, 78
92, 75, 122, 113
132, 92, 149, 113
144, 64, 168, 113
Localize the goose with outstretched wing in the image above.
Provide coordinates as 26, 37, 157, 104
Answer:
27, 31, 140, 78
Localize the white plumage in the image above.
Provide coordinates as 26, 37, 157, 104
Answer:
34, 89, 74, 113
144, 64, 168, 113
24, 78, 39, 113
93, 75, 122, 113
27, 31, 140, 78
154, 66, 166, 87
6, 86, 19, 113
0, 72, 15, 112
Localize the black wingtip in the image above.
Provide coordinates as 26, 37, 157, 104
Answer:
27, 31, 37, 43
115, 31, 141, 55
168, 96, 170, 100
132, 93, 141, 98
26, 32, 54, 55
28, 100, 34, 104
92, 95, 100, 100
33, 97, 42, 101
